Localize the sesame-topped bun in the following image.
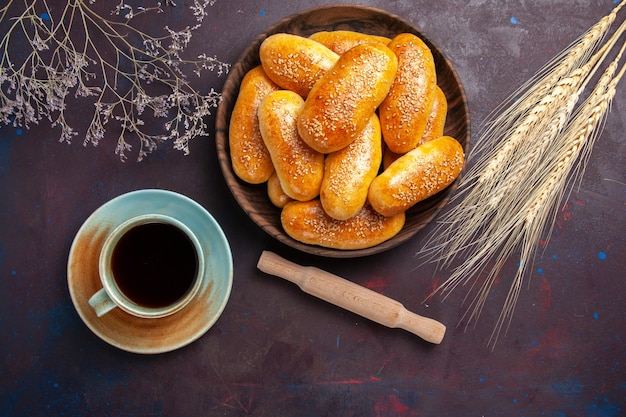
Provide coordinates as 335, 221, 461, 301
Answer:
229, 66, 280, 184
368, 136, 465, 217
297, 43, 397, 154
380, 33, 437, 154
418, 85, 448, 147
258, 90, 325, 202
382, 85, 449, 169
281, 199, 405, 250
320, 115, 383, 220
259, 33, 339, 98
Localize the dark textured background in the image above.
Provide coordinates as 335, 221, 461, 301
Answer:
1, 1, 624, 416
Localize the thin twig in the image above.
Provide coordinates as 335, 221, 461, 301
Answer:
0, 0, 229, 161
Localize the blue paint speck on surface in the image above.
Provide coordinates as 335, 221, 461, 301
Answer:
598, 251, 607, 260
510, 16, 518, 24
260, 10, 266, 16
552, 254, 558, 259
537, 268, 543, 274
593, 312, 599, 320
15, 128, 23, 135
40, 13, 50, 21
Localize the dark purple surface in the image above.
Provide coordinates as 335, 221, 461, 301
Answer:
1, 1, 624, 416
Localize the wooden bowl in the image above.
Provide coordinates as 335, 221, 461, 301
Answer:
215, 4, 470, 258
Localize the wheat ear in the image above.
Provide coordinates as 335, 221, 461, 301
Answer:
491, 47, 626, 346
421, 10, 626, 266
432, 45, 625, 348
420, 41, 614, 269
418, 3, 626, 347
474, 0, 624, 161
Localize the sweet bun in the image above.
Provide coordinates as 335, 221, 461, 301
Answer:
281, 199, 405, 250
382, 85, 448, 169
418, 85, 448, 147
368, 136, 464, 217
258, 90, 324, 201
320, 115, 382, 220
309, 30, 391, 55
229, 66, 279, 184
297, 43, 397, 154
267, 172, 293, 208
259, 33, 339, 98
380, 33, 437, 154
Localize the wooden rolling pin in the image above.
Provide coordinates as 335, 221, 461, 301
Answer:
257, 251, 446, 344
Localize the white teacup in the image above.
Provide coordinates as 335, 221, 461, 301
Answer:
88, 214, 205, 318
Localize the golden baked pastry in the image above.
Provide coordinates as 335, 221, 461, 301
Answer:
258, 90, 324, 201
380, 33, 437, 154
418, 85, 448, 147
281, 199, 405, 250
297, 43, 398, 154
320, 115, 382, 220
309, 30, 391, 55
259, 33, 339, 98
267, 172, 293, 208
229, 66, 279, 184
382, 85, 448, 169
368, 136, 464, 217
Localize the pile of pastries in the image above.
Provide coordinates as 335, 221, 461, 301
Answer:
229, 30, 464, 250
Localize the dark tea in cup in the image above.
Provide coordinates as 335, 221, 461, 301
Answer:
89, 214, 205, 318
111, 222, 199, 308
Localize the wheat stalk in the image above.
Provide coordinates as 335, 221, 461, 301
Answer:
494, 51, 625, 345
422, 37, 619, 269
419, 2, 626, 348
474, 0, 624, 162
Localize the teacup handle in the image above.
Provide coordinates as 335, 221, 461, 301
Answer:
88, 288, 117, 317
